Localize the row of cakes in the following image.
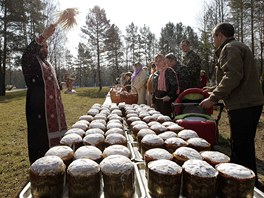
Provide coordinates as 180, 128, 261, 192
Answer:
29, 103, 140, 198
119, 103, 256, 198
120, 103, 212, 156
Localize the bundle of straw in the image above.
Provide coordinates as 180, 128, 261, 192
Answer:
54, 8, 79, 30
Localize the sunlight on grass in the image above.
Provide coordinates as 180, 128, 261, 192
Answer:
0, 87, 109, 197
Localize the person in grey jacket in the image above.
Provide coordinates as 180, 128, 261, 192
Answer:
200, 22, 264, 187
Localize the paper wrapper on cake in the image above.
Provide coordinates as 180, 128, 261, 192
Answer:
215, 163, 255, 198
30, 156, 66, 198
67, 159, 100, 198
148, 159, 182, 198
182, 159, 218, 198
100, 155, 135, 198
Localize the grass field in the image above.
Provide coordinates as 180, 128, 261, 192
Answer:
0, 87, 109, 198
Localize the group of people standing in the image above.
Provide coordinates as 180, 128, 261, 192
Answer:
118, 23, 264, 187
120, 38, 202, 119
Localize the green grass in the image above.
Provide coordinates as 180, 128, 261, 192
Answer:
0, 87, 109, 198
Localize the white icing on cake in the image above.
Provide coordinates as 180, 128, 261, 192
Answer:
157, 115, 172, 122
79, 115, 93, 122
87, 108, 99, 116
111, 109, 122, 116
130, 120, 147, 128
133, 124, 149, 131
137, 129, 156, 138
148, 159, 182, 175
76, 119, 89, 126
215, 163, 255, 179
187, 137, 210, 147
30, 156, 65, 175
83, 134, 105, 145
201, 151, 230, 164
105, 133, 127, 145
161, 121, 175, 127
105, 128, 125, 137
107, 119, 122, 125
165, 137, 188, 147
71, 122, 88, 131
167, 124, 184, 132
85, 128, 104, 136
94, 114, 107, 120
174, 147, 202, 160
147, 121, 161, 127
90, 119, 106, 126
150, 124, 167, 133
158, 131, 177, 140
182, 159, 218, 178
65, 128, 85, 137
45, 146, 74, 160
103, 145, 131, 158
74, 146, 102, 160
100, 155, 133, 175
67, 158, 100, 176
107, 122, 123, 130
60, 133, 82, 145
127, 117, 141, 123
151, 113, 163, 120
178, 129, 199, 140
144, 148, 173, 160
108, 114, 123, 122
141, 134, 164, 145
89, 122, 106, 131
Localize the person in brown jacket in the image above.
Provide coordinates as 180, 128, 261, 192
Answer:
200, 22, 264, 187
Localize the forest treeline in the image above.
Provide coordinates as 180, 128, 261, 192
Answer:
0, 0, 263, 95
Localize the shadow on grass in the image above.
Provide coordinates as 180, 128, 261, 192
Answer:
0, 90, 26, 103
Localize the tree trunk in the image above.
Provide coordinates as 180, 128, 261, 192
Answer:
0, 2, 8, 96
250, 0, 254, 57
97, 38, 102, 91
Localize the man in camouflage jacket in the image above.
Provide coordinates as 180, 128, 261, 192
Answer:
180, 39, 201, 88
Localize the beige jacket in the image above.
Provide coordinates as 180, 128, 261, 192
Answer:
131, 69, 148, 104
